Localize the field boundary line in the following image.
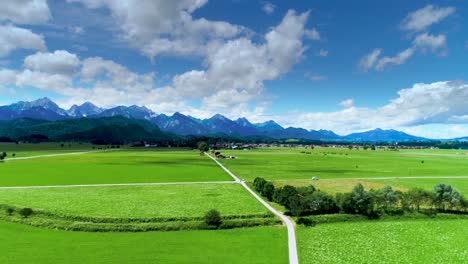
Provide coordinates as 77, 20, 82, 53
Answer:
4, 149, 120, 161
0, 181, 236, 190
205, 152, 299, 264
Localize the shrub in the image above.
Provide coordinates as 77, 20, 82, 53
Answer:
6, 207, 14, 216
19, 208, 33, 218
204, 209, 222, 228
297, 217, 316, 227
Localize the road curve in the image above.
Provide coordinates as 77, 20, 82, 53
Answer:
205, 153, 299, 264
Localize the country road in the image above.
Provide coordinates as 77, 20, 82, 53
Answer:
0, 181, 236, 190
4, 150, 118, 161
205, 153, 299, 264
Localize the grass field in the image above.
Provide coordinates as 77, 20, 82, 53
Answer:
0, 150, 231, 186
0, 184, 267, 218
219, 147, 468, 194
0, 142, 96, 158
220, 147, 468, 180
298, 219, 468, 263
0, 221, 288, 264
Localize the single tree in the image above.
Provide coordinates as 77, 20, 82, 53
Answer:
197, 141, 209, 152
253, 177, 267, 193
261, 182, 275, 201
19, 208, 33, 218
204, 209, 222, 228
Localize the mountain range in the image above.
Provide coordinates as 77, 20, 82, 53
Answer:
0, 98, 448, 142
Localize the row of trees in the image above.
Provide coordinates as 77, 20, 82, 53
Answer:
253, 177, 467, 217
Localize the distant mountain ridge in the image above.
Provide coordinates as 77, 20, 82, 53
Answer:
0, 98, 449, 142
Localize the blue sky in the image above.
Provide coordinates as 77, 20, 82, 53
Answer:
0, 0, 467, 138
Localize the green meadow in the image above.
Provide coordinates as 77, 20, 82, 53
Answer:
0, 221, 288, 264
0, 184, 268, 218
220, 147, 468, 181
298, 219, 468, 263
0, 142, 96, 158
219, 147, 468, 196
0, 150, 230, 186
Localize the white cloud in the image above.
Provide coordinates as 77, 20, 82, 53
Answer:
272, 81, 468, 136
359, 49, 381, 72
0, 10, 312, 122
304, 28, 320, 40
305, 72, 326, 81
69, 0, 244, 59
24, 50, 80, 76
401, 5, 455, 32
172, 10, 311, 113
413, 33, 447, 55
0, 0, 51, 24
262, 2, 276, 15
360, 5, 454, 72
339, 99, 354, 108
0, 25, 46, 57
317, 49, 328, 57
375, 48, 414, 71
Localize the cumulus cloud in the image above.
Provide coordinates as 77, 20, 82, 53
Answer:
0, 10, 313, 121
24, 50, 80, 76
339, 99, 354, 108
0, 0, 51, 24
172, 10, 311, 112
401, 5, 455, 32
69, 0, 245, 59
0, 25, 46, 57
262, 2, 276, 15
273, 81, 468, 135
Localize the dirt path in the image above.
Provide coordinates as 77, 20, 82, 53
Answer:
205, 153, 299, 264
4, 150, 119, 161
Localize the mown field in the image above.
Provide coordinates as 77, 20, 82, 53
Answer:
0, 184, 267, 218
219, 147, 468, 194
0, 149, 231, 186
298, 219, 468, 263
0, 221, 288, 264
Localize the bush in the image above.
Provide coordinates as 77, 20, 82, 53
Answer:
6, 207, 14, 216
204, 209, 222, 228
297, 217, 316, 227
19, 208, 33, 218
